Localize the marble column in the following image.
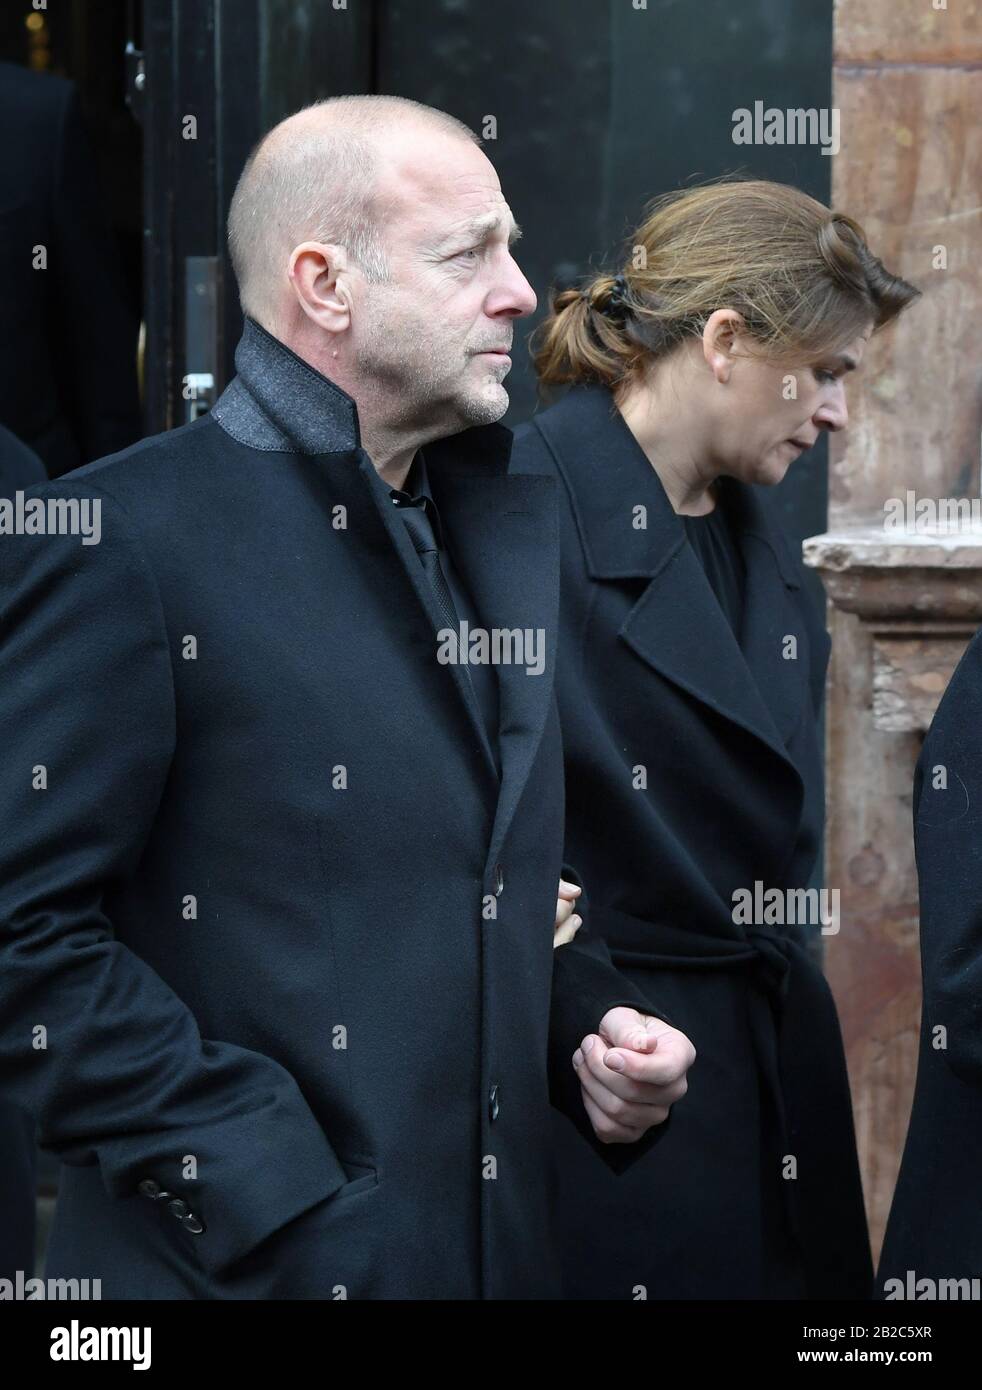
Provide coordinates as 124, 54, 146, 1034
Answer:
804, 0, 982, 1259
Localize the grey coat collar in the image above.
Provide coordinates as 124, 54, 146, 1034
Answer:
211, 316, 361, 455
212, 315, 515, 486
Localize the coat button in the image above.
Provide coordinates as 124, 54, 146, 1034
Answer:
494, 864, 504, 897
182, 1213, 205, 1234
168, 1198, 189, 1219
138, 1178, 161, 1199
488, 1082, 500, 1122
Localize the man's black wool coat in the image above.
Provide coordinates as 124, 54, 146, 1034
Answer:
0, 320, 659, 1300
512, 383, 872, 1300
878, 625, 982, 1296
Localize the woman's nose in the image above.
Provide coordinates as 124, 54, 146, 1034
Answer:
815, 384, 848, 432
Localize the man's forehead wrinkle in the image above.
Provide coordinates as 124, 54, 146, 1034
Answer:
375, 153, 450, 211
436, 211, 520, 246
385, 131, 499, 187
380, 158, 516, 248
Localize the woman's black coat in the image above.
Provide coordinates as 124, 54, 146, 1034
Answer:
512, 383, 872, 1299
878, 625, 982, 1297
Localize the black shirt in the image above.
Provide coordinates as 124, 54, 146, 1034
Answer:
379, 451, 501, 773
681, 486, 746, 638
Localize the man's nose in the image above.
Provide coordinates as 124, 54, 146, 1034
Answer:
489, 255, 537, 319
815, 383, 848, 432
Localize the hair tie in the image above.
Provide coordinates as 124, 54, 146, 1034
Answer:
605, 273, 631, 322
580, 273, 631, 321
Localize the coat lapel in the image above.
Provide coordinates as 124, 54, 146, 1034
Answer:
534, 384, 809, 777
426, 425, 560, 873
213, 320, 561, 857
723, 478, 817, 750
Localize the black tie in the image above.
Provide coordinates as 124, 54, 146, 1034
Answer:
398, 502, 460, 633
390, 487, 500, 775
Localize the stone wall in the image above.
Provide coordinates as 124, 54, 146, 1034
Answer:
805, 0, 982, 1259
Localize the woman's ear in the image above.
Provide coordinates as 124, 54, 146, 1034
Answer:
702, 308, 745, 384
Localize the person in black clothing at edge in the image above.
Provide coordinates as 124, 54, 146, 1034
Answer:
511, 179, 921, 1299
0, 425, 46, 1282
878, 623, 982, 1298
0, 58, 141, 1283
0, 63, 142, 479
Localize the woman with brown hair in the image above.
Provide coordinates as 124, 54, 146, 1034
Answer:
512, 179, 919, 1299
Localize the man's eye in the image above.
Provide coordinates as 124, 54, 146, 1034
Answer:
815, 368, 838, 385
453, 247, 480, 262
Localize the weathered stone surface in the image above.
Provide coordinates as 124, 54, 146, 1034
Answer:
836, 0, 982, 64
828, 65, 982, 529
815, 8, 982, 1259
818, 605, 927, 1253
871, 632, 973, 731
806, 522, 982, 1251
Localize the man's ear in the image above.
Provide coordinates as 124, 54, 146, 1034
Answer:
702, 308, 745, 384
289, 241, 352, 334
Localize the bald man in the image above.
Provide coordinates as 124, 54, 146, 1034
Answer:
0, 96, 693, 1300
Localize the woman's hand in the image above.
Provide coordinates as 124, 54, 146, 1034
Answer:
554, 878, 583, 948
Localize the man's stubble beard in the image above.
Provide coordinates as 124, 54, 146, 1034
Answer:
355, 313, 509, 436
